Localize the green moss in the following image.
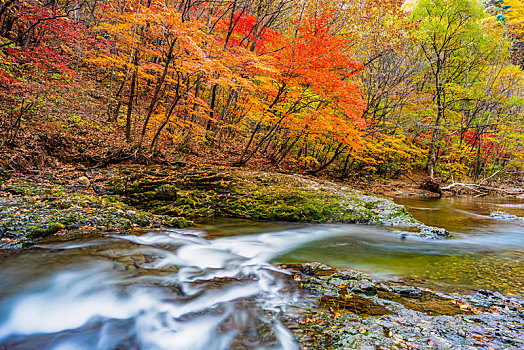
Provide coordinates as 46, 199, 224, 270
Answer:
28, 223, 65, 239
123, 219, 133, 230
43, 188, 65, 196
56, 200, 72, 209
4, 186, 27, 195
109, 166, 414, 226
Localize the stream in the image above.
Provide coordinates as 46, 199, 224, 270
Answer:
0, 196, 523, 349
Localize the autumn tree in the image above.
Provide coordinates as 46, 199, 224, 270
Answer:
94, 1, 243, 150
411, 0, 494, 178
503, 0, 524, 65
0, 0, 92, 146
235, 10, 365, 169
341, 0, 425, 177
2, 0, 522, 181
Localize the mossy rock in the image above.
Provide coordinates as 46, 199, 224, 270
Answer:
0, 181, 194, 248
28, 223, 65, 239
108, 165, 427, 229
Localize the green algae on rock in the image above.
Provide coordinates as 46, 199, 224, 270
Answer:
0, 182, 191, 249
109, 165, 448, 238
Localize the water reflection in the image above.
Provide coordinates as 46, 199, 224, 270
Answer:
281, 196, 524, 294
395, 196, 524, 232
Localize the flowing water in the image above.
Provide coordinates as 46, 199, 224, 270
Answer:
281, 197, 524, 295
0, 197, 523, 349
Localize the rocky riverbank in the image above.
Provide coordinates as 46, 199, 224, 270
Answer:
1, 165, 450, 248
0, 168, 521, 349
0, 181, 190, 249
280, 263, 524, 350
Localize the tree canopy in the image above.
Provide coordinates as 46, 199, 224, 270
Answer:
1, 0, 523, 183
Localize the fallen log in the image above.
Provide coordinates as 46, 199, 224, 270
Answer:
441, 182, 524, 196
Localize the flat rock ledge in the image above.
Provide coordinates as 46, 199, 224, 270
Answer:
278, 263, 524, 350
109, 165, 448, 239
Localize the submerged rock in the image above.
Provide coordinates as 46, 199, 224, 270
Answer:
395, 225, 450, 240
490, 211, 524, 221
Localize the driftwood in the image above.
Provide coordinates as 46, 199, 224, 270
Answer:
440, 171, 524, 196
441, 182, 524, 197
418, 171, 523, 197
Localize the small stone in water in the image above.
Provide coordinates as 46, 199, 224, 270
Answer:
77, 176, 91, 187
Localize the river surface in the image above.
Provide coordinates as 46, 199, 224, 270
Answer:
0, 196, 523, 349
282, 196, 524, 295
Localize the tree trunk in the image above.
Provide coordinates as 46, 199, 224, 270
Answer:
125, 72, 136, 142
138, 38, 177, 149
427, 59, 444, 179
309, 144, 346, 175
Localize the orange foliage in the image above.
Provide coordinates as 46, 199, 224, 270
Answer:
237, 10, 365, 163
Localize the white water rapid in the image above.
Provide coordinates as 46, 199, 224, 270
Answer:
0, 225, 354, 349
